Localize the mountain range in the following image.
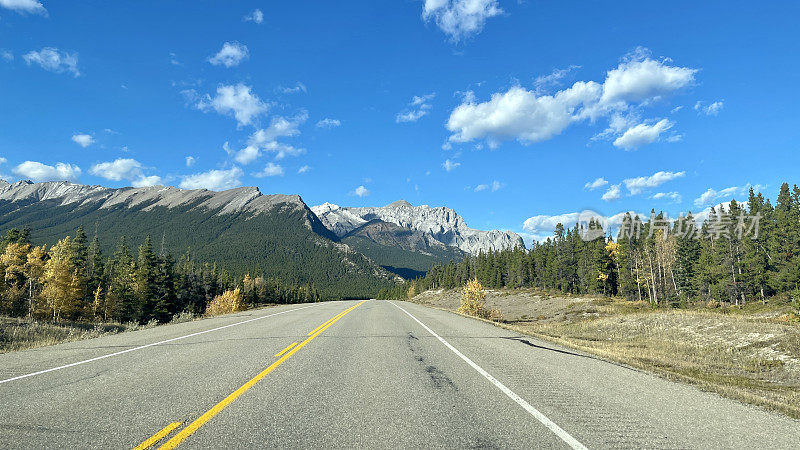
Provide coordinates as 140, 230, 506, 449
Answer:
0, 180, 524, 297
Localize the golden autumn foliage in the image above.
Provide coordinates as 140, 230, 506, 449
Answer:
406, 283, 417, 299
41, 237, 84, 321
458, 278, 502, 320
205, 288, 245, 316
605, 241, 620, 259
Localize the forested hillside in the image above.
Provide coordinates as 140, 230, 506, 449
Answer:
410, 183, 800, 307
0, 182, 396, 299
0, 226, 321, 324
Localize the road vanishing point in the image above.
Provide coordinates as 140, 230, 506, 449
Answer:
1, 300, 798, 449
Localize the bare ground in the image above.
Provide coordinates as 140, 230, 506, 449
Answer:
411, 288, 800, 418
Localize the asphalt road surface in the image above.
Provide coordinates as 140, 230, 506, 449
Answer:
1, 300, 798, 449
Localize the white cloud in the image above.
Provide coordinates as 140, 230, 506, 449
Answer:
1, 50, 13, 61
442, 159, 461, 171
692, 184, 762, 208
523, 209, 649, 242
0, 0, 46, 15
316, 118, 341, 129
277, 82, 307, 94
132, 175, 163, 187
447, 82, 601, 146
248, 113, 306, 144
71, 133, 94, 148
89, 158, 162, 187
695, 100, 724, 116
235, 113, 308, 164
208, 41, 249, 68
179, 167, 243, 191
396, 93, 435, 123
623, 170, 685, 195
474, 180, 504, 192
185, 156, 196, 167
534, 65, 581, 93
23, 47, 80, 77
651, 191, 682, 203
243, 8, 263, 24
234, 146, 260, 165
297, 165, 311, 174
601, 50, 697, 105
90, 158, 141, 181
13, 161, 81, 182
196, 83, 268, 127
254, 162, 284, 178
613, 119, 673, 149
602, 184, 622, 201
0, 157, 8, 181
169, 52, 181, 66
351, 185, 370, 197
263, 142, 305, 160
422, 0, 502, 41
584, 177, 608, 190
523, 212, 583, 237
446, 49, 697, 149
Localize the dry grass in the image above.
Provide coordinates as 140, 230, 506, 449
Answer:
0, 316, 134, 353
412, 289, 800, 418
0, 312, 197, 354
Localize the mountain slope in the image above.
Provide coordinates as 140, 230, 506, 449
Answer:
341, 219, 465, 279
311, 200, 525, 255
0, 181, 393, 299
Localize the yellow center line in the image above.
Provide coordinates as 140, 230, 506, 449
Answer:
274, 342, 297, 358
157, 300, 366, 449
133, 422, 182, 450
306, 308, 348, 336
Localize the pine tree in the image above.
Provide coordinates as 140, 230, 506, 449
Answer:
108, 236, 137, 322
136, 236, 160, 322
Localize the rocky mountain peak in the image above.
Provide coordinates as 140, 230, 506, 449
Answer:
311, 201, 524, 255
387, 200, 413, 209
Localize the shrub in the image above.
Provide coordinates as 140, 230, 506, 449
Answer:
458, 278, 502, 320
206, 288, 245, 316
459, 278, 486, 317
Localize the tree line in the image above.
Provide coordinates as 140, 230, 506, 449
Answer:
0, 226, 321, 324
393, 183, 800, 307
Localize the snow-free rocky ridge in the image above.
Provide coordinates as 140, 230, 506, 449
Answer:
311, 200, 524, 255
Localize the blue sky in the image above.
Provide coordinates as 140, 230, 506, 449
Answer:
1, 1, 799, 243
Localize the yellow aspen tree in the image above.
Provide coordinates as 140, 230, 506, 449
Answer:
24, 245, 47, 317
41, 237, 84, 321
0, 242, 30, 312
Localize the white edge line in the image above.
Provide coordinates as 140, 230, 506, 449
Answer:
0, 303, 320, 385
389, 301, 588, 450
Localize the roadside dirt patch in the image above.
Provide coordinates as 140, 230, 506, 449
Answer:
410, 288, 800, 418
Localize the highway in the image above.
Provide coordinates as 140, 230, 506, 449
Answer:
0, 300, 798, 449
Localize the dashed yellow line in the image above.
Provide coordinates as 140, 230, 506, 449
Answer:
133, 422, 182, 450
274, 342, 297, 357
156, 301, 366, 449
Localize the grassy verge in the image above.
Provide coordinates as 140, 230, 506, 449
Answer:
411, 288, 800, 418
0, 312, 197, 354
